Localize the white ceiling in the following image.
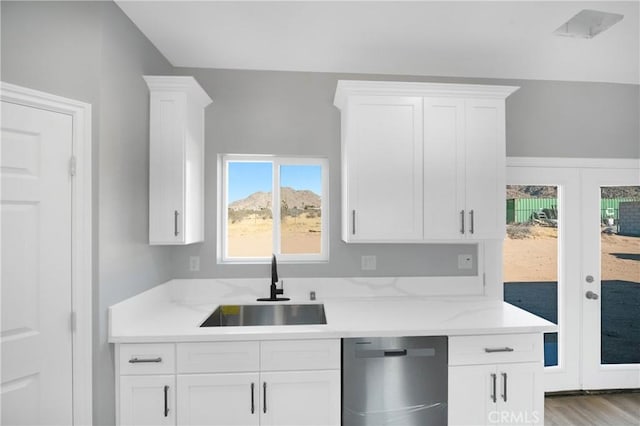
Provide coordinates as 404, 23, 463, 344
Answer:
115, 1, 640, 84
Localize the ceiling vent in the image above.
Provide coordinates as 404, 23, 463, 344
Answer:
554, 9, 624, 38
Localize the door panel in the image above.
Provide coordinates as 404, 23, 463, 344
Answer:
177, 373, 259, 426
1, 101, 73, 425
505, 167, 582, 392
581, 169, 640, 389
347, 96, 423, 241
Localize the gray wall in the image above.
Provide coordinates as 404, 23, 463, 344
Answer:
171, 67, 640, 278
1, 2, 175, 425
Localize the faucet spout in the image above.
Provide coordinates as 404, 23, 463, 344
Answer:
257, 254, 290, 302
271, 254, 278, 287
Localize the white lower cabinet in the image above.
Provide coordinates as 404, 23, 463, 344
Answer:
448, 334, 543, 426
117, 340, 340, 426
177, 373, 259, 426
261, 370, 341, 426
119, 375, 176, 426
175, 370, 340, 426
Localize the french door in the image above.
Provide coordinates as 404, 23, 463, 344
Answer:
506, 159, 639, 392
581, 168, 640, 389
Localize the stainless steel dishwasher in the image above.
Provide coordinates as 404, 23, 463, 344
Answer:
342, 336, 447, 426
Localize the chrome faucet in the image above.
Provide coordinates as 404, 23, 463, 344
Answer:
257, 254, 290, 301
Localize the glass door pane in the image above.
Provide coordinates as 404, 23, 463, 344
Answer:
504, 185, 559, 366
599, 186, 640, 365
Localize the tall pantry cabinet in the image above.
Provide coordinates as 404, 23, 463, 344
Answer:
334, 81, 518, 243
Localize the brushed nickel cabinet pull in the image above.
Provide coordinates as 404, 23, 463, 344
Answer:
469, 209, 475, 234
174, 210, 179, 236
460, 210, 465, 234
484, 347, 514, 353
128, 357, 162, 363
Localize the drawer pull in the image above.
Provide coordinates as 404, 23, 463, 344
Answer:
128, 357, 162, 363
484, 347, 514, 353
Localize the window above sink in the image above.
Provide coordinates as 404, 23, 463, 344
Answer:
219, 154, 329, 264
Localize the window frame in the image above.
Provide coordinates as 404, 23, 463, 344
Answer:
219, 154, 329, 263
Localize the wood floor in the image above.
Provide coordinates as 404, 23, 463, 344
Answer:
545, 392, 640, 425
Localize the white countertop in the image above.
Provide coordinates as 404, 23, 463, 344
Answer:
109, 278, 556, 343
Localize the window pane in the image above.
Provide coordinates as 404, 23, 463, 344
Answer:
280, 165, 322, 255
227, 162, 273, 258
600, 186, 640, 364
504, 185, 559, 367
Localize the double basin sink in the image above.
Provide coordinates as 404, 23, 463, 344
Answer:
200, 303, 326, 327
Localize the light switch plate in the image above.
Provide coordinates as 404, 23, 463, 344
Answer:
458, 254, 473, 270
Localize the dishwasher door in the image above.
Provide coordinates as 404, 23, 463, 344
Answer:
342, 336, 447, 426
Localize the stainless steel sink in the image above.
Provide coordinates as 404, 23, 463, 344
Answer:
200, 304, 326, 327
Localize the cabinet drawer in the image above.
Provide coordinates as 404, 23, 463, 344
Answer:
449, 334, 541, 366
119, 343, 176, 375
177, 341, 259, 373
261, 339, 340, 371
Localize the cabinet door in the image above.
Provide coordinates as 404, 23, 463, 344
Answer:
119, 375, 175, 426
496, 363, 543, 425
260, 370, 340, 426
344, 96, 423, 242
423, 97, 465, 239
448, 364, 495, 426
149, 91, 186, 244
464, 99, 506, 239
177, 373, 259, 426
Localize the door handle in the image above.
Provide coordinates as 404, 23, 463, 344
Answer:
352, 210, 356, 235
263, 382, 267, 413
250, 382, 255, 414
585, 290, 599, 300
163, 385, 169, 417
501, 372, 507, 402
383, 349, 407, 357
490, 373, 497, 403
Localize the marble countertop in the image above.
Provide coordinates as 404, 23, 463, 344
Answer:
108, 278, 556, 343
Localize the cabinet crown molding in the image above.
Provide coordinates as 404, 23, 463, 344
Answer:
334, 80, 519, 110
143, 75, 212, 108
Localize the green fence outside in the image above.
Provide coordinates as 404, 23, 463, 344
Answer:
506, 198, 640, 224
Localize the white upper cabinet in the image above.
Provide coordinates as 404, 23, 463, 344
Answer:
342, 95, 424, 242
334, 80, 518, 242
144, 76, 212, 245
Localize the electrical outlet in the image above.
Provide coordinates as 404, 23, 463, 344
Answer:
361, 255, 377, 271
458, 254, 473, 270
189, 256, 200, 272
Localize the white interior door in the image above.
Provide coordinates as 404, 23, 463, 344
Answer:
1, 101, 74, 425
581, 168, 640, 389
